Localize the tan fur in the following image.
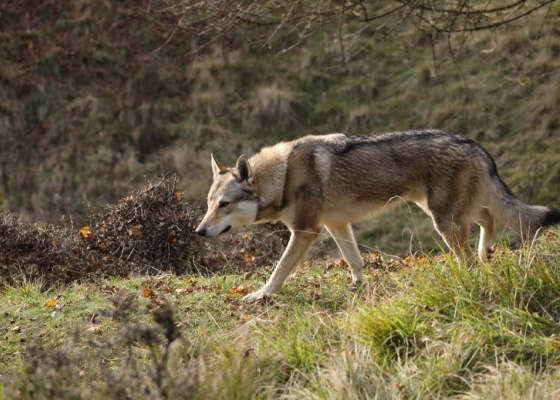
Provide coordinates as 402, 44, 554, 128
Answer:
196, 130, 560, 302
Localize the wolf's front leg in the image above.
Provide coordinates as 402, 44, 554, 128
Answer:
324, 223, 364, 285
243, 228, 322, 303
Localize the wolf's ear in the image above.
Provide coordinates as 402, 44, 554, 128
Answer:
211, 154, 227, 180
234, 155, 253, 183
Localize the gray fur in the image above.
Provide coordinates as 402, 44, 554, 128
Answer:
196, 131, 560, 302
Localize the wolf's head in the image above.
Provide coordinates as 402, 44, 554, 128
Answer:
195, 154, 259, 238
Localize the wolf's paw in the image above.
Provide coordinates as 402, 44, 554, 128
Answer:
243, 289, 273, 303
352, 274, 364, 287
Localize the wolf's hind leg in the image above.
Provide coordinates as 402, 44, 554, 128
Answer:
432, 213, 475, 265
474, 206, 494, 262
243, 227, 322, 302
325, 223, 364, 285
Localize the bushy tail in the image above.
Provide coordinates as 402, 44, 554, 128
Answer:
488, 176, 560, 236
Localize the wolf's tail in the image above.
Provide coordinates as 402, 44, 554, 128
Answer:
488, 174, 560, 236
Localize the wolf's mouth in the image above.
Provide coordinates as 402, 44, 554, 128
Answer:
220, 225, 232, 234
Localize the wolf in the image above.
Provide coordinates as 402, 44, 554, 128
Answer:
195, 130, 560, 302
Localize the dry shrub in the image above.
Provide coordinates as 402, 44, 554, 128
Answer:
82, 175, 204, 276
0, 175, 207, 285
0, 215, 84, 283
10, 296, 196, 399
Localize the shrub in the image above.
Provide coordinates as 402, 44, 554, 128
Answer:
0, 176, 206, 285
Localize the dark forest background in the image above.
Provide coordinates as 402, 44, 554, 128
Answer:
1, 0, 560, 255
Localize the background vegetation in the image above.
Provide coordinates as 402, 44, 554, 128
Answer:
1, 0, 560, 255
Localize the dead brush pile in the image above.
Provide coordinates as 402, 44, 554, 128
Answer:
81, 175, 206, 277
207, 221, 290, 273
0, 214, 83, 284
0, 176, 208, 285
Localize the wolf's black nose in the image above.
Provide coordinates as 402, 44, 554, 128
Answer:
196, 228, 206, 237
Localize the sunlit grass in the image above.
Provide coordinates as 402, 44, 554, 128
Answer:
1, 231, 560, 398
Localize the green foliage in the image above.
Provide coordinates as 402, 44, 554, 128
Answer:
353, 238, 560, 396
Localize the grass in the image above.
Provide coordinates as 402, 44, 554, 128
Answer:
2, 230, 560, 398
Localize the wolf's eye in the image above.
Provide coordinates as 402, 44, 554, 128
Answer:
218, 201, 230, 208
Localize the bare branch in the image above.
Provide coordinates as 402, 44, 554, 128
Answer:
140, 0, 560, 55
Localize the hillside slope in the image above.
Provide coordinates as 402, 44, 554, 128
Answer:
1, 0, 559, 255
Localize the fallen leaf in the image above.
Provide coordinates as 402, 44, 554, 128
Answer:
128, 225, 144, 240
11, 326, 21, 333
160, 285, 172, 293
80, 226, 93, 240
368, 253, 382, 266
119, 196, 133, 204
335, 259, 347, 268
142, 286, 157, 300
403, 255, 425, 266
230, 286, 249, 296
174, 191, 183, 202
43, 298, 58, 308
175, 287, 195, 294
86, 326, 102, 334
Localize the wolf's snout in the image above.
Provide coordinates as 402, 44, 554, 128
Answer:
195, 228, 207, 237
